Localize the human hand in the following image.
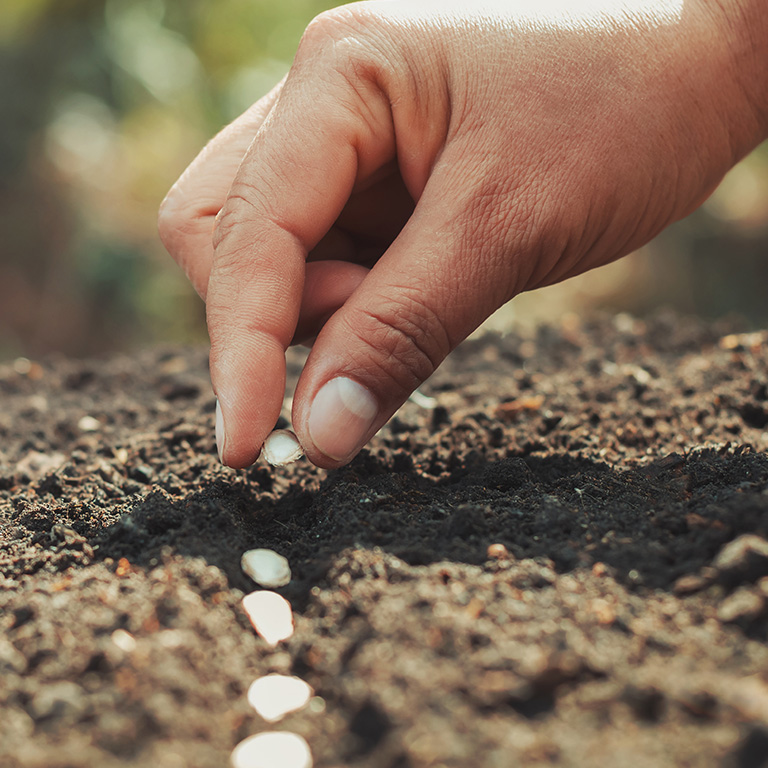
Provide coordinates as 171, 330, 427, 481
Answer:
159, 0, 768, 469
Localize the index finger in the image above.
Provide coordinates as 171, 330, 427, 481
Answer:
208, 24, 395, 467
158, 80, 284, 299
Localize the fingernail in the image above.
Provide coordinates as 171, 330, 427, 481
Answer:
215, 399, 226, 464
308, 377, 378, 462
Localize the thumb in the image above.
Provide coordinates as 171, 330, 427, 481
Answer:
293, 158, 523, 467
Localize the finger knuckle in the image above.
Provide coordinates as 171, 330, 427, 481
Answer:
298, 6, 384, 77
210, 197, 242, 254
300, 7, 364, 52
212, 181, 297, 259
157, 192, 204, 262
157, 194, 186, 254
343, 291, 452, 394
211, 187, 261, 254
292, 7, 396, 152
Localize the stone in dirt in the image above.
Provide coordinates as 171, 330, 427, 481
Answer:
242, 591, 294, 646
15, 450, 66, 479
77, 415, 101, 432
247, 674, 314, 722
230, 731, 312, 768
241, 549, 292, 588
713, 534, 768, 586
717, 588, 766, 625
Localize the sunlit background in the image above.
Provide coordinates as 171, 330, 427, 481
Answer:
2, 0, 767, 359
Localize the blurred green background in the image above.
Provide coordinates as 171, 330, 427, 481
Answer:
1, 0, 767, 359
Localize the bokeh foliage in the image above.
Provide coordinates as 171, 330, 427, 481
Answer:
1, 0, 767, 358
0, 0, 333, 357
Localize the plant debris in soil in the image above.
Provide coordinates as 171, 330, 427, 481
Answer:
1, 310, 768, 768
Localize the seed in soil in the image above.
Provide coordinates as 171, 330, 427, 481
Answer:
408, 389, 437, 409
242, 591, 294, 646
247, 674, 313, 722
262, 429, 303, 466
230, 731, 312, 768
110, 629, 137, 653
241, 549, 291, 588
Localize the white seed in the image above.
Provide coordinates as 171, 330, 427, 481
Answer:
110, 629, 137, 653
242, 591, 294, 646
408, 389, 437, 409
78, 415, 101, 432
230, 732, 312, 768
247, 674, 313, 722
13, 357, 32, 375
262, 429, 303, 466
241, 549, 291, 588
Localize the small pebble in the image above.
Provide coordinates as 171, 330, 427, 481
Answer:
713, 534, 768, 585
717, 588, 765, 624
262, 429, 304, 466
241, 549, 292, 588
242, 591, 294, 646
486, 543, 509, 560
78, 415, 101, 432
15, 451, 66, 479
13, 357, 44, 379
28, 681, 86, 722
230, 732, 312, 768
247, 674, 313, 722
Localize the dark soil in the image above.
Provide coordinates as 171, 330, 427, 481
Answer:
2, 311, 768, 768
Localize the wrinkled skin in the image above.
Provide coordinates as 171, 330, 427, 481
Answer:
159, 0, 768, 468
